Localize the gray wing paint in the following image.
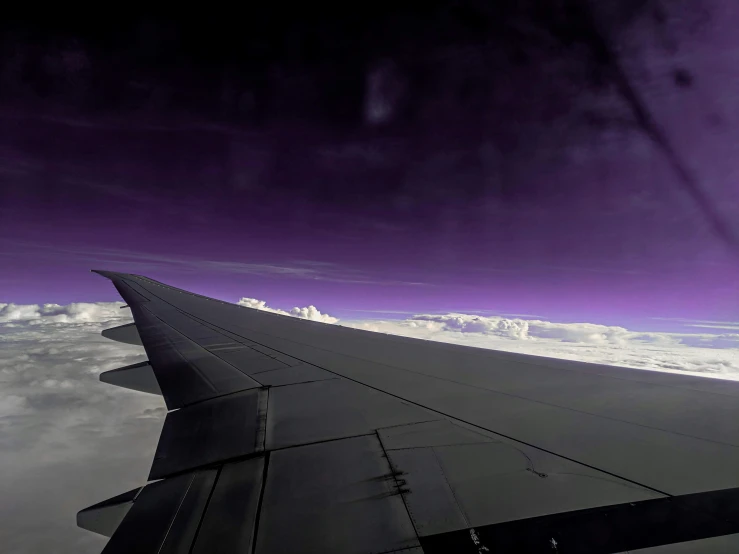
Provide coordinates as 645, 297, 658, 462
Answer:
78, 271, 739, 553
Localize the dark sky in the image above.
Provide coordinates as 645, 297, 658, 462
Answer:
1, 1, 738, 326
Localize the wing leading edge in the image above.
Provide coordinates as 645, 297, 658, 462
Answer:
80, 270, 739, 553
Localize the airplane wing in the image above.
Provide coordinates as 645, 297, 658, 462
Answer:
78, 271, 739, 553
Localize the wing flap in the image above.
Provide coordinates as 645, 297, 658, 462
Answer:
150, 388, 265, 480
255, 434, 420, 554
380, 420, 662, 536
418, 487, 739, 553
190, 457, 265, 554
101, 470, 216, 554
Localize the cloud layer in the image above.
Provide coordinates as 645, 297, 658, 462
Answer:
346, 313, 739, 377
0, 302, 126, 325
0, 302, 161, 554
1, 298, 738, 552
235, 299, 739, 376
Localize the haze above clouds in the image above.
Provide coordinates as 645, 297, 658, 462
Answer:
1, 298, 738, 553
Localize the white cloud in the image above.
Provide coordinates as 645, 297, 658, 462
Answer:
288, 305, 339, 323
236, 300, 739, 376
236, 297, 273, 311
237, 297, 339, 323
688, 323, 739, 331
232, 298, 739, 376
344, 313, 739, 378
0, 301, 126, 325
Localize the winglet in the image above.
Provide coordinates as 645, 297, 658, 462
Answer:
91, 269, 117, 279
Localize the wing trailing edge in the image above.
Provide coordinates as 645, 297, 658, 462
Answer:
101, 323, 142, 346
77, 487, 141, 538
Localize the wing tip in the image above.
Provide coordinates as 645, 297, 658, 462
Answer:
91, 269, 149, 281
91, 269, 116, 280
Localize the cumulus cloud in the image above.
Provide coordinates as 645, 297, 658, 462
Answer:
0, 302, 126, 325
237, 297, 339, 323
2, 298, 739, 553
346, 313, 739, 377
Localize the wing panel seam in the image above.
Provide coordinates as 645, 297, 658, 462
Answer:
177, 310, 672, 497
187, 467, 222, 554
376, 431, 422, 541
156, 473, 196, 554
250, 452, 270, 554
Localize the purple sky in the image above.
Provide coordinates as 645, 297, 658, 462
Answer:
1, 2, 738, 330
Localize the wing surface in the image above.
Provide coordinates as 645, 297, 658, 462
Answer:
79, 271, 739, 553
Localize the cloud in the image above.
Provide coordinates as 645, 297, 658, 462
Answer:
687, 324, 739, 331
0, 303, 161, 554
344, 313, 739, 377
401, 312, 739, 347
653, 317, 739, 331
237, 297, 339, 323
0, 394, 31, 417
0, 302, 126, 325
230, 298, 739, 376
2, 298, 739, 552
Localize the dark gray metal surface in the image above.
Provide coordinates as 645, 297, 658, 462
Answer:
380, 420, 661, 536
158, 470, 218, 554
378, 419, 492, 450
150, 389, 265, 479
266, 378, 435, 450
387, 446, 469, 536
418, 487, 739, 553
173, 305, 739, 496
255, 435, 420, 554
630, 534, 739, 552
111, 279, 150, 305
249, 363, 336, 386
76, 487, 141, 537
191, 457, 265, 554
102, 470, 216, 554
101, 322, 142, 346
131, 303, 261, 409
99, 361, 161, 395
83, 271, 739, 553
391, 441, 660, 532
215, 350, 291, 374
